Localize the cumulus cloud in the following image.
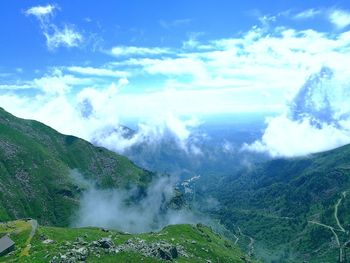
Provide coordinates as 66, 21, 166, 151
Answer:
0, 70, 201, 158
91, 113, 201, 155
25, 4, 82, 50
244, 67, 350, 157
245, 115, 350, 157
328, 9, 350, 29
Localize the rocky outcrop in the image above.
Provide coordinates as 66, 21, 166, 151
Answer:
50, 236, 189, 262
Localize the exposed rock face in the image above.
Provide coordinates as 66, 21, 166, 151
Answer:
50, 236, 188, 262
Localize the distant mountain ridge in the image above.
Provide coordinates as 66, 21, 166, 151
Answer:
0, 107, 154, 226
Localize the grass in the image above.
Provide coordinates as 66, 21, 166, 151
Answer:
0, 220, 256, 263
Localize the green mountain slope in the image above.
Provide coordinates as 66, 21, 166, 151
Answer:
0, 108, 153, 226
203, 145, 350, 262
0, 220, 256, 263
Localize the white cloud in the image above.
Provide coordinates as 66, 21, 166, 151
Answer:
293, 9, 321, 19
287, 8, 350, 30
328, 9, 350, 29
244, 67, 350, 157
25, 4, 82, 50
244, 115, 350, 157
32, 70, 92, 96
45, 25, 83, 50
110, 46, 171, 57
118, 26, 350, 107
4, 16, 350, 158
74, 174, 198, 233
66, 66, 129, 78
0, 74, 200, 155
24, 4, 56, 19
92, 113, 201, 154
0, 84, 33, 90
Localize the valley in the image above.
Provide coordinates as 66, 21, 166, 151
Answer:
1, 106, 350, 262
0, 108, 256, 262
198, 145, 350, 262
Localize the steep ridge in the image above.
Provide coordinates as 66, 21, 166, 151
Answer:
202, 144, 350, 262
0, 107, 154, 226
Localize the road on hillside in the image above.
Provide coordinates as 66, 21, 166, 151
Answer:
334, 191, 347, 233
308, 190, 349, 262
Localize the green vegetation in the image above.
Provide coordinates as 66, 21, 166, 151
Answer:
0, 220, 255, 262
4, 106, 350, 262
202, 144, 350, 262
0, 107, 154, 226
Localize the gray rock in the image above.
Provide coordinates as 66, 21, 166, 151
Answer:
42, 239, 55, 244
98, 237, 114, 249
169, 246, 178, 258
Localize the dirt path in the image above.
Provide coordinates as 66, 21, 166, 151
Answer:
29, 219, 38, 238
20, 219, 38, 257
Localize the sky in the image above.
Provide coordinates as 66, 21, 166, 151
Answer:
1, 1, 350, 158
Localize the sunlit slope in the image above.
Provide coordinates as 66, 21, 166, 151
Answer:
205, 144, 350, 262
0, 107, 153, 226
0, 220, 256, 263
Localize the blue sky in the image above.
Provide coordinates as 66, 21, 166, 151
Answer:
0, 2, 347, 66
1, 1, 350, 157
2, 1, 350, 77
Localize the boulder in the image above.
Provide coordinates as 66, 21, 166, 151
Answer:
98, 237, 114, 249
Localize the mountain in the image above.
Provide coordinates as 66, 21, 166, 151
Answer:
0, 219, 256, 262
0, 107, 154, 226
0, 107, 257, 262
200, 144, 350, 262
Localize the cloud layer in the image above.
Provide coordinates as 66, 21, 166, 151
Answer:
71, 171, 198, 233
3, 7, 350, 159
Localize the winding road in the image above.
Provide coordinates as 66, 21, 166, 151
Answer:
335, 191, 347, 233
308, 191, 348, 262
237, 226, 254, 256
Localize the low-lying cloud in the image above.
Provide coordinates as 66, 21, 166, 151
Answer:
70, 171, 199, 233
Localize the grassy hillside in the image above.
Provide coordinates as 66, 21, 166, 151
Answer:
0, 107, 154, 226
202, 145, 350, 262
0, 220, 255, 263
